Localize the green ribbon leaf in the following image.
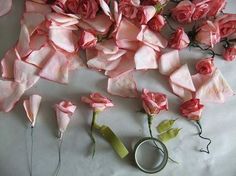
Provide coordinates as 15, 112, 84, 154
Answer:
156, 119, 177, 133
96, 125, 129, 158
158, 128, 181, 142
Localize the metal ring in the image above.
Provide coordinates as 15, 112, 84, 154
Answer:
134, 137, 168, 174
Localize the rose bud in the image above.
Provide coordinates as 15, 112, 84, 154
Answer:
195, 21, 221, 48
171, 0, 195, 24
169, 27, 190, 50
65, 0, 79, 14
141, 89, 168, 116
147, 14, 166, 32
195, 58, 214, 75
206, 0, 226, 17
192, 1, 210, 21
119, 0, 138, 19
180, 98, 204, 121
78, 0, 99, 19
79, 30, 98, 49
223, 44, 236, 61
217, 14, 236, 38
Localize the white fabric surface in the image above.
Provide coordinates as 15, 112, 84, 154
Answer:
0, 1, 236, 176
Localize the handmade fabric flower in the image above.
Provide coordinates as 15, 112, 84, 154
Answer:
195, 58, 214, 75
206, 0, 226, 17
195, 21, 221, 48
55, 100, 77, 139
217, 14, 236, 38
223, 44, 236, 61
65, 0, 79, 14
78, 0, 99, 19
81, 93, 128, 158
119, 0, 138, 19
141, 89, 168, 116
169, 27, 190, 50
171, 0, 195, 24
148, 14, 166, 32
192, 1, 210, 21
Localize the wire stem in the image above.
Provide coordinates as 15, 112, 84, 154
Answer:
91, 111, 98, 157
54, 137, 63, 176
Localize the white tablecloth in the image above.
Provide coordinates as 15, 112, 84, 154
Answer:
0, 1, 236, 176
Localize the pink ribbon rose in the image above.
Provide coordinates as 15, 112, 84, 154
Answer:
180, 98, 204, 121
223, 44, 236, 61
169, 27, 190, 50
78, 0, 99, 19
81, 93, 114, 112
79, 30, 98, 49
119, 0, 138, 19
141, 89, 168, 116
195, 58, 214, 75
147, 14, 166, 32
217, 14, 236, 38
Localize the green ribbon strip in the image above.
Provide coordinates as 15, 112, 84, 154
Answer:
94, 124, 129, 158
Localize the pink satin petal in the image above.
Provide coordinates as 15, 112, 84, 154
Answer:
169, 80, 193, 101
23, 95, 42, 127
23, 12, 45, 35
95, 39, 119, 54
16, 24, 32, 58
158, 50, 181, 76
39, 51, 69, 84
67, 53, 85, 70
107, 72, 138, 98
99, 0, 112, 19
25, 1, 52, 14
14, 60, 40, 90
49, 28, 77, 53
47, 13, 79, 25
196, 69, 234, 103
0, 0, 12, 16
116, 40, 140, 51
106, 52, 135, 78
192, 73, 212, 90
29, 32, 48, 50
0, 80, 26, 112
137, 25, 168, 51
170, 64, 196, 92
1, 48, 21, 79
134, 45, 158, 70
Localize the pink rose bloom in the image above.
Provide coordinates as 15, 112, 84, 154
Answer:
78, 0, 99, 19
81, 93, 114, 112
207, 0, 226, 17
171, 0, 195, 24
79, 30, 97, 49
65, 0, 79, 14
119, 0, 138, 19
147, 14, 166, 32
223, 44, 236, 61
141, 89, 168, 116
169, 27, 190, 50
195, 21, 221, 48
180, 98, 204, 121
137, 6, 156, 24
192, 1, 209, 21
195, 58, 214, 75
217, 14, 236, 38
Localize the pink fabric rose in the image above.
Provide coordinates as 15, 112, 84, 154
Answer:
223, 44, 236, 61
192, 1, 209, 21
195, 58, 214, 75
137, 6, 156, 24
78, 0, 99, 19
119, 0, 138, 19
169, 27, 190, 50
147, 14, 166, 32
180, 98, 204, 121
81, 93, 114, 112
141, 0, 167, 6
207, 0, 226, 17
217, 14, 236, 38
141, 89, 168, 116
65, 0, 79, 14
171, 0, 195, 24
79, 30, 97, 49
195, 21, 221, 48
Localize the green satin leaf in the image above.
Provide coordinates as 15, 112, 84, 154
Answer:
156, 119, 177, 133
158, 128, 181, 142
98, 125, 129, 158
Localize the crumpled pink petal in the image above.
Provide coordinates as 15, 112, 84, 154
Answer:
0, 0, 12, 17
23, 95, 42, 127
16, 24, 31, 58
99, 0, 112, 19
39, 51, 69, 84
169, 64, 195, 100
107, 72, 138, 98
137, 25, 168, 51
1, 48, 21, 79
0, 80, 26, 112
158, 50, 181, 76
134, 45, 158, 70
14, 60, 40, 89
195, 69, 234, 103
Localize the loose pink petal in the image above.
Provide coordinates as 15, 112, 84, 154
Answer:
47, 13, 79, 25
170, 64, 196, 92
49, 28, 77, 53
23, 95, 42, 127
0, 0, 12, 17
29, 32, 48, 50
1, 48, 21, 79
67, 53, 85, 70
134, 45, 158, 70
107, 72, 138, 98
16, 24, 31, 58
95, 39, 119, 54
137, 25, 168, 51
99, 0, 112, 19
158, 50, 181, 76
192, 73, 212, 90
169, 80, 193, 101
14, 60, 40, 90
0, 80, 26, 112
196, 69, 234, 103
23, 12, 45, 35
39, 51, 69, 84
25, 1, 52, 14
111, 0, 122, 33
116, 40, 140, 51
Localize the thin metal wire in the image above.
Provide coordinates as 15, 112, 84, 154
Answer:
54, 137, 63, 176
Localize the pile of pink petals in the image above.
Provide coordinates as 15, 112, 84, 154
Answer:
0, 0, 235, 113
